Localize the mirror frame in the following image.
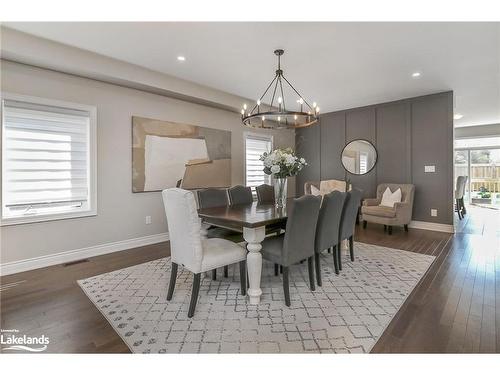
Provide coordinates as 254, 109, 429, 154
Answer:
341, 139, 378, 175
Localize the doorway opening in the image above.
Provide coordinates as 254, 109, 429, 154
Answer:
454, 136, 500, 234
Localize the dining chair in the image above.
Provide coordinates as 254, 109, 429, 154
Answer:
314, 191, 347, 282
228, 185, 253, 205
197, 188, 243, 280
256, 184, 275, 204
162, 188, 247, 318
337, 188, 363, 271
260, 195, 322, 306
455, 176, 468, 220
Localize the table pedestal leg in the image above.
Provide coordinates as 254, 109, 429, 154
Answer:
243, 226, 265, 305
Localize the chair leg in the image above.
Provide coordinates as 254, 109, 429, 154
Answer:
282, 267, 291, 307
337, 243, 342, 271
349, 235, 354, 261
274, 263, 279, 276
456, 199, 462, 220
212, 269, 217, 280
404, 224, 409, 232
188, 273, 201, 318
307, 256, 315, 291
332, 245, 339, 275
239, 260, 246, 296
167, 262, 178, 301
315, 253, 322, 286
461, 198, 467, 215
224, 265, 229, 278
388, 226, 393, 235
280, 265, 283, 274
363, 220, 367, 229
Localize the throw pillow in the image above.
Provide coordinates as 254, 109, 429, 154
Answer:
380, 187, 402, 208
310, 185, 321, 196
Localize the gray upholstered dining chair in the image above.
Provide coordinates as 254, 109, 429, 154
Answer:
455, 176, 468, 220
228, 185, 253, 205
338, 188, 363, 271
256, 184, 274, 204
314, 191, 347, 282
162, 188, 247, 318
197, 188, 243, 280
260, 195, 322, 306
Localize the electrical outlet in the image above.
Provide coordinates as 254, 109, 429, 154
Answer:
425, 165, 436, 173
430, 209, 438, 217
145, 215, 152, 225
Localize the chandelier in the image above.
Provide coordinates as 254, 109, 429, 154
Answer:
241, 49, 319, 129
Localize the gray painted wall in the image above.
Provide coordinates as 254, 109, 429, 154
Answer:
296, 91, 454, 225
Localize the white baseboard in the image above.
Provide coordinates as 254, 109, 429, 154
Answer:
0, 232, 169, 276
409, 220, 455, 233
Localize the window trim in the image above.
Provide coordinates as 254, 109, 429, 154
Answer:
1, 92, 97, 226
243, 131, 274, 192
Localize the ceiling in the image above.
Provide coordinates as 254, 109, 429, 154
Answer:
4, 22, 500, 127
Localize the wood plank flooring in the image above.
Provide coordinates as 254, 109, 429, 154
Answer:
1, 206, 499, 353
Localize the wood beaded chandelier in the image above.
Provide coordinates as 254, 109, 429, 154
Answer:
241, 49, 319, 130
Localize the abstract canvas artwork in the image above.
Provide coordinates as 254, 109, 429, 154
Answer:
132, 116, 231, 192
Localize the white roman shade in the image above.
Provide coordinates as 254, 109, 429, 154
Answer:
245, 133, 272, 192
1, 95, 97, 224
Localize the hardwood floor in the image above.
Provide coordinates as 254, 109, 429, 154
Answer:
1, 206, 499, 353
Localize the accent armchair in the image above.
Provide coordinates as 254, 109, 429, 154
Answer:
361, 183, 415, 235
304, 179, 350, 195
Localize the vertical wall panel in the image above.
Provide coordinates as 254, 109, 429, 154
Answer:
295, 123, 320, 196
320, 112, 346, 181
376, 102, 410, 184
411, 94, 453, 224
345, 107, 377, 198
295, 91, 453, 227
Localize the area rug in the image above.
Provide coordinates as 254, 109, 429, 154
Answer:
78, 242, 435, 353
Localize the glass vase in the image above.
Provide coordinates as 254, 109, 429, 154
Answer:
274, 177, 288, 208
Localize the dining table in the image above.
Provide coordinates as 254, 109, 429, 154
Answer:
198, 198, 295, 305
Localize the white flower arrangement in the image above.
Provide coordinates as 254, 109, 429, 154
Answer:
259, 148, 307, 178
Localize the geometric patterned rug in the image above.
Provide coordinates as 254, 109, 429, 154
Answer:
78, 242, 435, 354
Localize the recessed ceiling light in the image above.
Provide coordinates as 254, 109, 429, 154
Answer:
412, 72, 421, 78
454, 113, 464, 120
177, 56, 186, 62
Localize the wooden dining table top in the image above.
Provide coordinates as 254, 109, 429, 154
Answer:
198, 198, 295, 229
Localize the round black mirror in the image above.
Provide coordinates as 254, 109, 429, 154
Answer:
341, 139, 377, 175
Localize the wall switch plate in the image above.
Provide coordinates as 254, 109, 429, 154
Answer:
430, 209, 438, 217
425, 165, 436, 173
145, 215, 152, 225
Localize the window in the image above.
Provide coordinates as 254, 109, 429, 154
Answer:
244, 133, 273, 194
1, 93, 97, 225
359, 151, 368, 174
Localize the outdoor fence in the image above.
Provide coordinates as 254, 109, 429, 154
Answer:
455, 164, 500, 193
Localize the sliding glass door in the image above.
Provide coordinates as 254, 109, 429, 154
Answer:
454, 146, 500, 209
